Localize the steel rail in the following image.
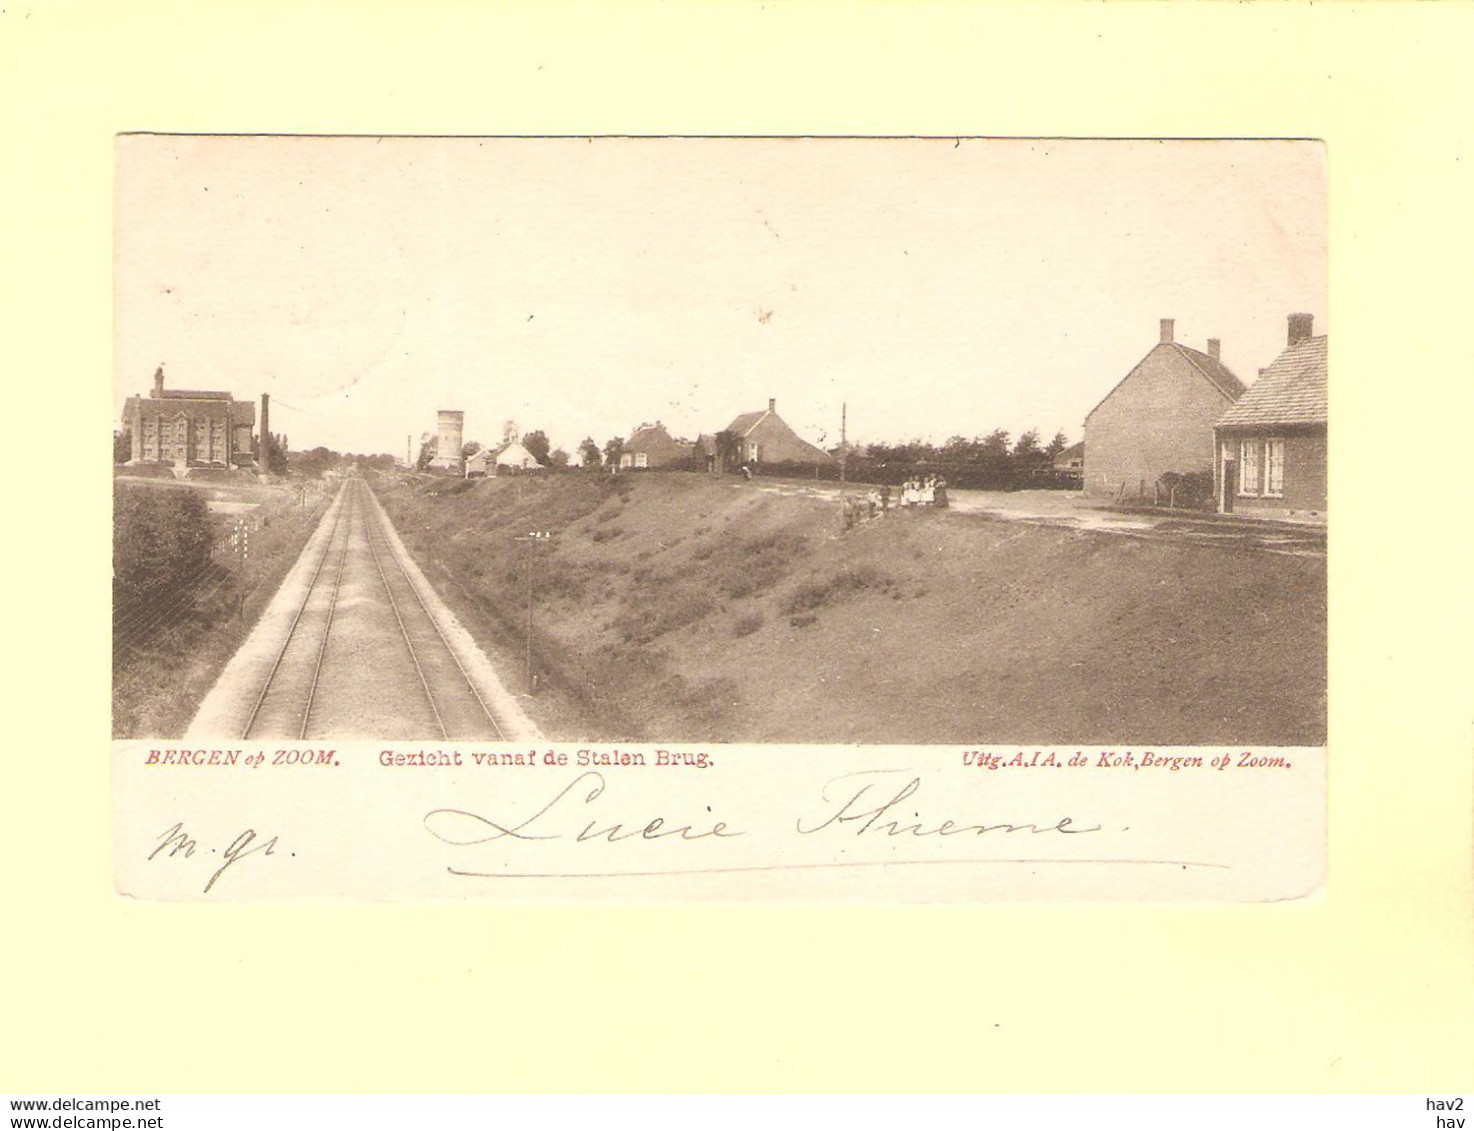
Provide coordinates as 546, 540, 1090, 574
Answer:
297, 481, 359, 740
361, 479, 509, 741
357, 479, 450, 740
240, 484, 351, 740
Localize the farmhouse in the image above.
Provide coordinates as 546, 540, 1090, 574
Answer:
1082, 320, 1245, 500
1213, 314, 1327, 517
122, 366, 256, 468
466, 439, 541, 476
721, 398, 833, 467
1053, 441, 1084, 472
619, 422, 695, 470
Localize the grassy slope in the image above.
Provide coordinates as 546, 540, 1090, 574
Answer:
375, 472, 1326, 745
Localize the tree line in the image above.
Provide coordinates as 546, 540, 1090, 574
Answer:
858, 428, 1071, 471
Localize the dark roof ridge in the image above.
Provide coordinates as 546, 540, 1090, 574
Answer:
1168, 342, 1247, 401
1084, 340, 1242, 422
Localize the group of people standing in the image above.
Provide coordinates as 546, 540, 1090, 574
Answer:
845, 475, 951, 527
897, 474, 949, 510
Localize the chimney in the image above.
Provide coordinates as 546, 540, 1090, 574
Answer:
1206, 338, 1221, 360
1159, 319, 1174, 344
1288, 312, 1314, 346
153, 365, 165, 398
768, 398, 776, 414
259, 394, 270, 466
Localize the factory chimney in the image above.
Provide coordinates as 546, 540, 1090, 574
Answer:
259, 393, 270, 477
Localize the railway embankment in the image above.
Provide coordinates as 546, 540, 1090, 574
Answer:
112, 479, 330, 738
372, 471, 1327, 745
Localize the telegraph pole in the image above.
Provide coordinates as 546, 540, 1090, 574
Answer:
838, 401, 848, 532
515, 530, 551, 694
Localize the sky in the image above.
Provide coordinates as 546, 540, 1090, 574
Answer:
115, 136, 1326, 458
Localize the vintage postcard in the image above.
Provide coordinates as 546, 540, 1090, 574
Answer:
111, 135, 1327, 901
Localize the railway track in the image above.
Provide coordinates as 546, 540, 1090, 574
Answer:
240, 478, 510, 741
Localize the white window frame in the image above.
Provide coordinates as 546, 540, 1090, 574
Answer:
1238, 439, 1261, 496
634, 452, 648, 468
1264, 438, 1285, 498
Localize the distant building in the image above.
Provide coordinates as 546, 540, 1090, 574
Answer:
1083, 319, 1246, 500
467, 439, 542, 477
1213, 314, 1327, 517
720, 398, 833, 467
122, 366, 256, 467
430, 410, 464, 470
619, 422, 694, 470
1052, 441, 1084, 472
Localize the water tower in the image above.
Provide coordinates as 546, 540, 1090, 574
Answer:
430, 410, 464, 470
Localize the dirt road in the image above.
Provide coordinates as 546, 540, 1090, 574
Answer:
752, 480, 1325, 556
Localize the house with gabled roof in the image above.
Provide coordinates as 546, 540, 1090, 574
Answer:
619, 422, 695, 470
720, 398, 833, 468
1213, 313, 1326, 517
1052, 441, 1084, 472
1083, 319, 1246, 500
466, 438, 541, 477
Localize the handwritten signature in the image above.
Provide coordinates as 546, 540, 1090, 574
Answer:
148, 822, 279, 893
424, 768, 1099, 851
424, 770, 744, 846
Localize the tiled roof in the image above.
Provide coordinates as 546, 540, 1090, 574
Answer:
625, 424, 691, 452
1085, 341, 1245, 422
1216, 336, 1327, 429
724, 410, 770, 436
159, 389, 232, 400
1172, 344, 1248, 401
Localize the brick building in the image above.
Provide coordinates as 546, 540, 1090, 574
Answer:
1082, 320, 1245, 500
721, 398, 833, 467
122, 366, 256, 468
620, 422, 695, 470
1213, 314, 1327, 517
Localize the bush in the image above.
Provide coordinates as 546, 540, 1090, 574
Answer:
716, 531, 809, 599
1157, 470, 1216, 511
432, 478, 478, 497
113, 484, 216, 615
613, 587, 717, 644
782, 564, 895, 615
733, 612, 764, 637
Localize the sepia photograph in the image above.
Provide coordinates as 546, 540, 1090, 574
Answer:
112, 135, 1326, 746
